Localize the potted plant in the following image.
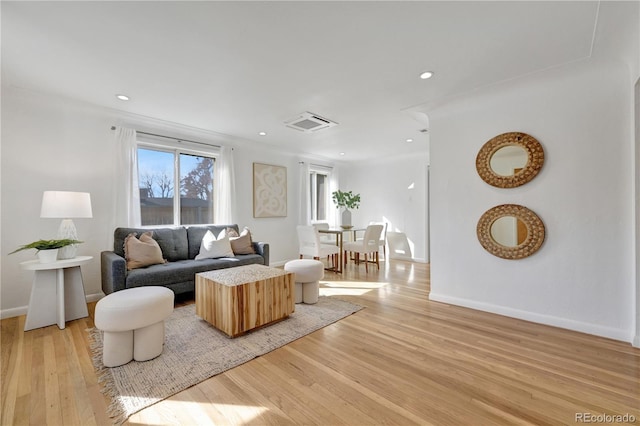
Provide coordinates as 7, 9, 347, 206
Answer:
331, 190, 361, 229
10, 239, 83, 263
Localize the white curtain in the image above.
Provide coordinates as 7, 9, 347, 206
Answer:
214, 146, 236, 224
298, 161, 310, 225
328, 165, 339, 227
114, 127, 141, 227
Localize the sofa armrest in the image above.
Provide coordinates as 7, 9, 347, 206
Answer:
253, 242, 269, 266
101, 251, 127, 294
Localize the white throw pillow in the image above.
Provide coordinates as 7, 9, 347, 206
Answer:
195, 230, 235, 260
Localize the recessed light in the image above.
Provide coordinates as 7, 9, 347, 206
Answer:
406, 138, 414, 143
419, 71, 433, 80
339, 152, 345, 156
116, 94, 130, 101
258, 132, 267, 136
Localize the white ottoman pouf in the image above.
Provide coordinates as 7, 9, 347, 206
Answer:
95, 286, 174, 367
284, 259, 324, 304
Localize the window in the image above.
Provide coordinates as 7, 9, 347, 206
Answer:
138, 146, 215, 226
309, 168, 330, 222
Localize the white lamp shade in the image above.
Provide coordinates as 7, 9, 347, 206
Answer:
40, 191, 93, 218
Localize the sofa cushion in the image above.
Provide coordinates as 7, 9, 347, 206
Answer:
125, 254, 265, 289
187, 224, 239, 259
124, 232, 166, 270
195, 230, 235, 260
229, 227, 256, 255
114, 227, 189, 261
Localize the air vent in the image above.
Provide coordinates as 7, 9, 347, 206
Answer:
284, 112, 338, 133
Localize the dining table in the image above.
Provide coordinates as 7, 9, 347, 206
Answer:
317, 227, 365, 273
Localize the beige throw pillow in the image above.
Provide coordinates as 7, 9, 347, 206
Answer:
224, 227, 239, 238
124, 232, 166, 270
229, 227, 256, 255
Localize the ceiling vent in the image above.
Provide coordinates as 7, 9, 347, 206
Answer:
284, 112, 338, 133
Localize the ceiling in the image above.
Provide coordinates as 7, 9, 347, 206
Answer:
2, 1, 601, 161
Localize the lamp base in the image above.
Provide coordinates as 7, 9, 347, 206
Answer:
57, 219, 78, 260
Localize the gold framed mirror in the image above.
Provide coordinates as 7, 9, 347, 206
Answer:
476, 132, 544, 188
477, 204, 545, 259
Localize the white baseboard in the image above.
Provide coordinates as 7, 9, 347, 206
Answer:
429, 292, 632, 343
86, 292, 105, 302
633, 335, 640, 348
1, 306, 27, 320
0, 292, 105, 320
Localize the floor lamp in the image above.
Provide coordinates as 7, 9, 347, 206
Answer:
40, 191, 93, 260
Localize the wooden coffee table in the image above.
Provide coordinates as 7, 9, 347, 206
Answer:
195, 264, 294, 337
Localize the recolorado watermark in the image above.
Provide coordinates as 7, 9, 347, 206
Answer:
575, 413, 636, 423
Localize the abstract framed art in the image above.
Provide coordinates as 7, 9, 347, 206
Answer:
253, 162, 287, 218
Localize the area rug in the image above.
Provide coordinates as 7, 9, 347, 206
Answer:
88, 296, 362, 424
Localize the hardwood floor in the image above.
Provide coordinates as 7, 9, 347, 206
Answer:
2, 260, 639, 425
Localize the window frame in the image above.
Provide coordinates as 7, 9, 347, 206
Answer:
137, 138, 218, 227
309, 165, 331, 223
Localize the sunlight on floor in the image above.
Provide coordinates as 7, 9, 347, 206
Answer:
320, 280, 388, 296
389, 261, 416, 283
160, 399, 269, 424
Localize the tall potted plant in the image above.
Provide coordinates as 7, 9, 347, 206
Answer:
332, 190, 360, 229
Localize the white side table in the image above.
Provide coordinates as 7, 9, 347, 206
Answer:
20, 256, 92, 331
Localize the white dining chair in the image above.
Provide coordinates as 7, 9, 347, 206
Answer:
296, 225, 340, 270
356, 222, 387, 259
343, 224, 384, 272
312, 222, 334, 244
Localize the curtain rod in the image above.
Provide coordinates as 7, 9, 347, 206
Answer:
110, 126, 221, 148
299, 161, 333, 169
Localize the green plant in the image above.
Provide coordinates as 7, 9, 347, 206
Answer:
9, 239, 83, 254
331, 190, 361, 210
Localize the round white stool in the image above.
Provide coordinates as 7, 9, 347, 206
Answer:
95, 286, 174, 367
284, 259, 324, 304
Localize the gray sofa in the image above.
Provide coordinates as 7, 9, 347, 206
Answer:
101, 224, 269, 295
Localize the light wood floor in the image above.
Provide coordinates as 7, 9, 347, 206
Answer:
2, 260, 639, 425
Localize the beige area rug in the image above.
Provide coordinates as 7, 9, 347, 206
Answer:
88, 296, 363, 424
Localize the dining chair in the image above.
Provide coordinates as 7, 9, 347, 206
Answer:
312, 222, 334, 244
356, 222, 387, 259
296, 225, 340, 270
343, 224, 384, 272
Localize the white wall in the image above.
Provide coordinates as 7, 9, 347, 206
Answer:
339, 152, 429, 262
592, 0, 639, 348
0, 88, 305, 318
2, 89, 117, 317
231, 145, 301, 266
427, 59, 635, 342
631, 17, 640, 348
619, 2, 640, 348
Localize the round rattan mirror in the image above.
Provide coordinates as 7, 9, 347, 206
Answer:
477, 204, 545, 260
476, 132, 544, 188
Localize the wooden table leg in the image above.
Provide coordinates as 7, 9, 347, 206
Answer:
338, 232, 343, 273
